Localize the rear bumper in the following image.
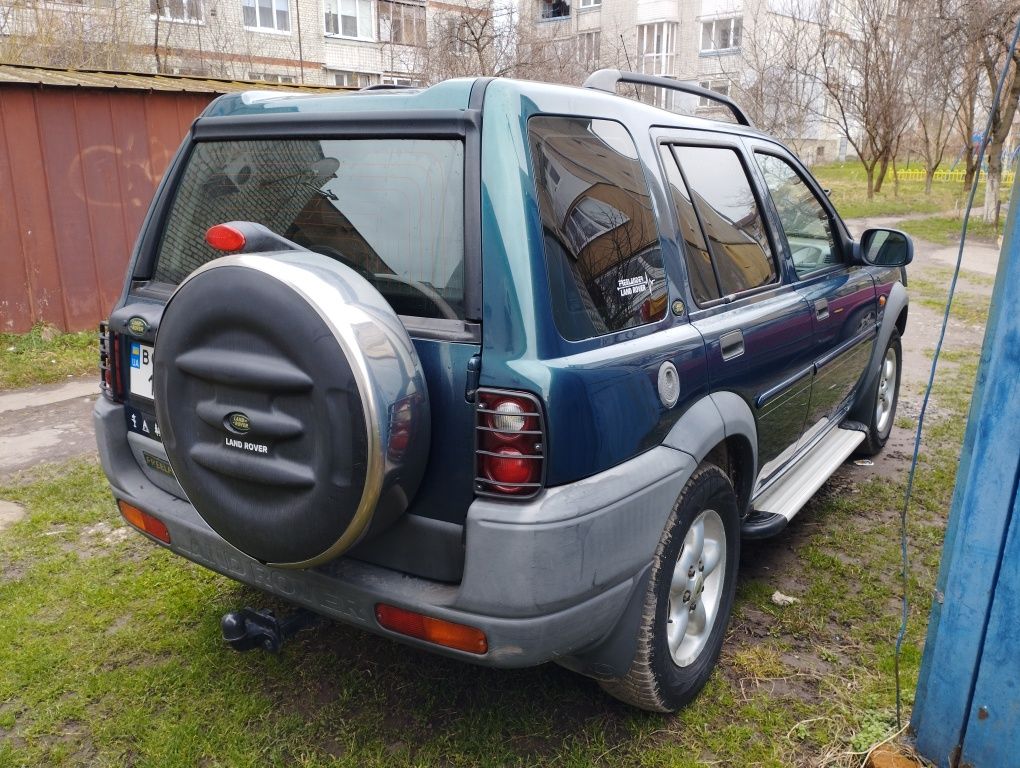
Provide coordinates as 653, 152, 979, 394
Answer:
94, 398, 693, 668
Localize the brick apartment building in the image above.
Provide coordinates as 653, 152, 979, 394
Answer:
0, 0, 472, 87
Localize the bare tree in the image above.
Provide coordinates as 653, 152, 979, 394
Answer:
907, 4, 964, 193
0, 0, 144, 70
811, 0, 913, 199
398, 0, 518, 83
724, 0, 825, 154
971, 0, 1020, 224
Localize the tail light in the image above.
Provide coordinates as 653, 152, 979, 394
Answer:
475, 389, 545, 498
118, 500, 171, 544
387, 394, 419, 460
99, 321, 124, 402
375, 604, 488, 654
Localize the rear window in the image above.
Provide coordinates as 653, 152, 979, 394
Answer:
152, 139, 466, 320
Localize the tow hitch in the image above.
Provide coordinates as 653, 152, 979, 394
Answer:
220, 607, 322, 653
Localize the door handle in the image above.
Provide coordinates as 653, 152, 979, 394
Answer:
815, 299, 830, 320
720, 330, 744, 361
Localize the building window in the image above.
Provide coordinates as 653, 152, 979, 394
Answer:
378, 1, 425, 46
539, 0, 570, 20
637, 22, 677, 76
700, 16, 742, 52
333, 70, 378, 88
325, 0, 372, 38
151, 0, 202, 23
243, 0, 289, 31
249, 72, 296, 83
446, 20, 469, 54
383, 75, 423, 87
579, 0, 601, 7
697, 79, 730, 107
577, 30, 600, 67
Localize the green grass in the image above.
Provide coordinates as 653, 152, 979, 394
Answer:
0, 325, 97, 390
810, 162, 996, 220
895, 216, 1003, 245
0, 332, 985, 766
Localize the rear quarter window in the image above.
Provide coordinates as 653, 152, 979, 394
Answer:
151, 138, 465, 321
527, 116, 667, 341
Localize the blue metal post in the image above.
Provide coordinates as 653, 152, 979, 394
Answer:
912, 176, 1020, 766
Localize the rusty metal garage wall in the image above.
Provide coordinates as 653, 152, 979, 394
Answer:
0, 86, 212, 332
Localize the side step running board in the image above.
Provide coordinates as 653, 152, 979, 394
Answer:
742, 426, 866, 539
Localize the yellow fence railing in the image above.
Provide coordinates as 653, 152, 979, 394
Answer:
895, 168, 1016, 186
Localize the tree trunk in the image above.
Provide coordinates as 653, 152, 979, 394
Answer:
925, 167, 935, 194
892, 154, 900, 197
865, 163, 876, 200
983, 140, 1003, 223
874, 152, 890, 194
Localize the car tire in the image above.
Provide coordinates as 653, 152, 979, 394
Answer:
858, 330, 902, 456
599, 463, 739, 712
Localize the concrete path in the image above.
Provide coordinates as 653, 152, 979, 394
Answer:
0, 377, 99, 481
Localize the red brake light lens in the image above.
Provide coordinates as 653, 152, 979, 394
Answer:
476, 390, 545, 498
205, 224, 246, 252
99, 322, 124, 403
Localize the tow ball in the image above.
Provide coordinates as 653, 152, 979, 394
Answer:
220, 607, 322, 653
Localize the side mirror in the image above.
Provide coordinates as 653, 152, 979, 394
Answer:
859, 228, 913, 267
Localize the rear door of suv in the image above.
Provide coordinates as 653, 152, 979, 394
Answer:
656, 131, 816, 476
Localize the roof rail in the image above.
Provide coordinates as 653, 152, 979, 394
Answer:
582, 69, 754, 128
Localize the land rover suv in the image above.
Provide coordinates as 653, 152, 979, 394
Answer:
95, 71, 910, 711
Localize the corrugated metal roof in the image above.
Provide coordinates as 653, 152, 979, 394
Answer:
0, 63, 349, 94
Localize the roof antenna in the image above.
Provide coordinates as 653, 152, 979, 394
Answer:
618, 33, 639, 100
619, 33, 634, 72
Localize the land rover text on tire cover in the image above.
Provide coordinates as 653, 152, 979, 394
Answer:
95, 72, 911, 711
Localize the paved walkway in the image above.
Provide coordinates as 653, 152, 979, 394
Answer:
0, 377, 99, 481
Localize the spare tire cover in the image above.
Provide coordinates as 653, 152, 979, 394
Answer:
153, 252, 429, 568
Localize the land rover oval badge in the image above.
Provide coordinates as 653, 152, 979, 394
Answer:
228, 412, 251, 433
127, 316, 148, 336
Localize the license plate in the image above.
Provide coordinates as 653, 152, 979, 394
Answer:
129, 342, 154, 400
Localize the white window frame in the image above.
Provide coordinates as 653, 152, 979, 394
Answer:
243, 0, 290, 33
151, 0, 203, 24
333, 69, 378, 88
700, 16, 742, 53
697, 79, 731, 107
577, 30, 600, 66
637, 22, 677, 77
579, 0, 601, 8
378, 0, 426, 46
249, 72, 296, 83
324, 0, 373, 39
539, 0, 570, 21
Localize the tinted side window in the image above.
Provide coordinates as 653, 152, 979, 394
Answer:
659, 146, 720, 305
528, 116, 667, 341
754, 152, 839, 278
672, 145, 777, 296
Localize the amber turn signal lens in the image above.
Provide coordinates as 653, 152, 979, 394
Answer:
117, 500, 171, 544
205, 224, 246, 252
375, 604, 488, 655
